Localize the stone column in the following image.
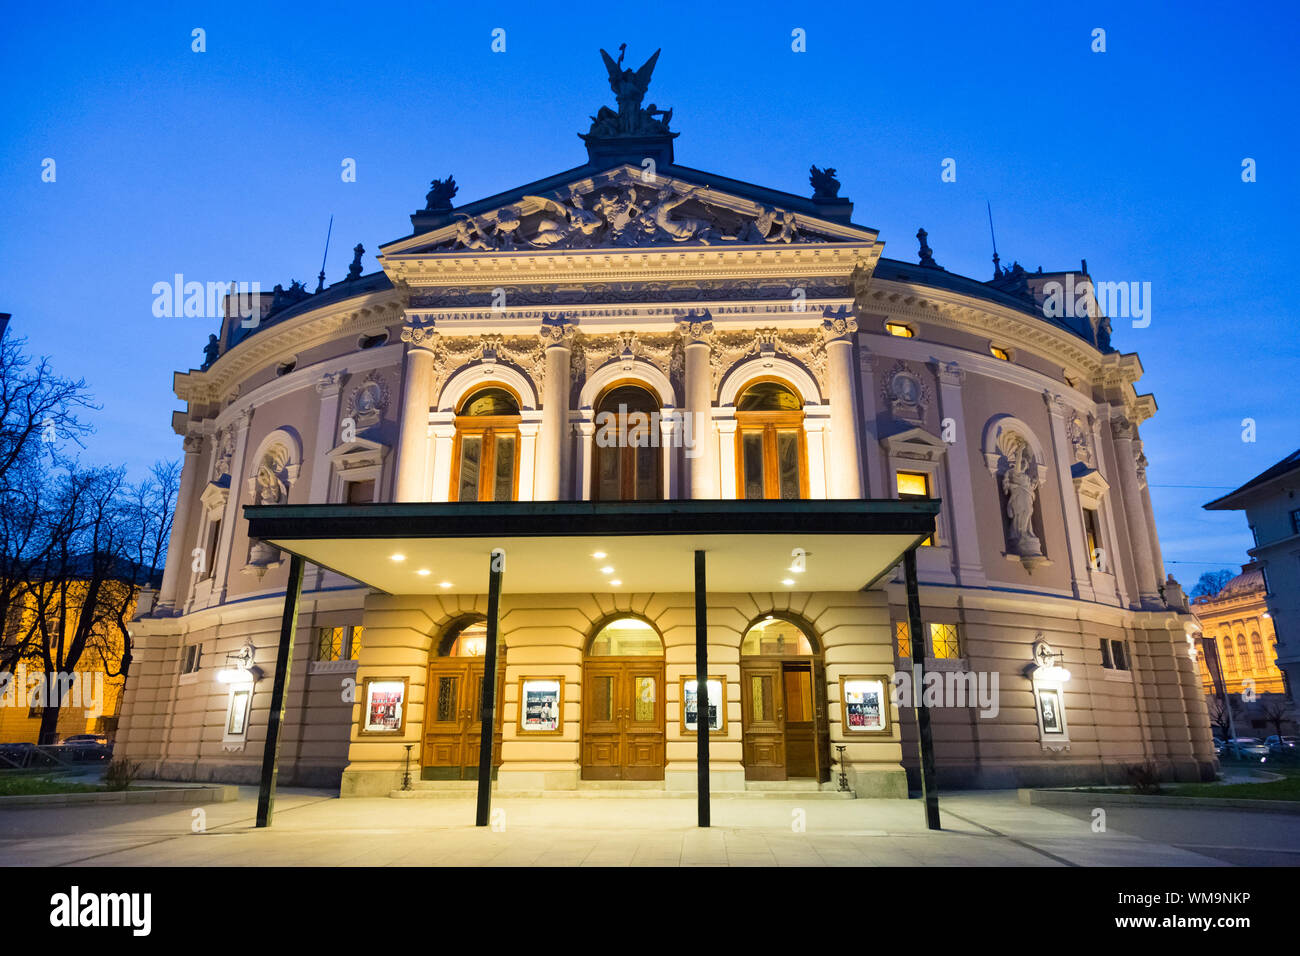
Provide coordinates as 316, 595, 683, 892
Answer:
534, 317, 574, 501
394, 323, 439, 502
574, 420, 596, 500
857, 348, 884, 496
803, 415, 830, 499
1043, 392, 1092, 601
1111, 415, 1160, 607
822, 313, 862, 498
428, 418, 456, 502
212, 407, 253, 602
932, 361, 986, 587
659, 412, 679, 499
680, 315, 718, 498
155, 426, 205, 613
1134, 437, 1168, 595
308, 371, 344, 504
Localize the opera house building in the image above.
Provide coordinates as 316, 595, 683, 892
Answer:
116, 50, 1215, 808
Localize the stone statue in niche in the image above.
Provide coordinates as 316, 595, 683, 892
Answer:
245, 446, 290, 570
1000, 437, 1043, 558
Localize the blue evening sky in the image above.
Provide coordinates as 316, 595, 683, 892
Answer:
1, 1, 1296, 585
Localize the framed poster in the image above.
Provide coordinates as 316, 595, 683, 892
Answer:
359, 676, 408, 735
840, 675, 891, 734
1037, 687, 1064, 735
518, 677, 564, 735
226, 688, 250, 736
680, 676, 725, 734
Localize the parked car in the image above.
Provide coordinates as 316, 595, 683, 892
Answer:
1227, 737, 1271, 758
1265, 735, 1298, 754
59, 735, 112, 761
1212, 737, 1228, 756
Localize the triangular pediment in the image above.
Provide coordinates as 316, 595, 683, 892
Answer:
382, 165, 876, 256
880, 425, 950, 463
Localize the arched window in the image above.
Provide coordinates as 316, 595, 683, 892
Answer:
587, 617, 663, 656
735, 380, 806, 499
741, 615, 816, 656
1223, 636, 1238, 675
592, 383, 662, 501
438, 620, 493, 658
1236, 635, 1250, 674
1252, 632, 1266, 672
452, 386, 520, 502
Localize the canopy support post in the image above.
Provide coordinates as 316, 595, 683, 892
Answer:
256, 552, 305, 828
475, 548, 504, 827
904, 545, 941, 830
695, 548, 710, 828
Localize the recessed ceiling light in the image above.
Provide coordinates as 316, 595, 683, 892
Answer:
417, 569, 431, 576
781, 578, 795, 587
439, 581, 452, 589
390, 553, 406, 562
600, 567, 614, 574
609, 579, 622, 587
788, 566, 804, 573
592, 551, 607, 559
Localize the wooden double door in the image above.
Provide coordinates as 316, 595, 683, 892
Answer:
740, 658, 831, 782
581, 659, 665, 780
422, 659, 504, 780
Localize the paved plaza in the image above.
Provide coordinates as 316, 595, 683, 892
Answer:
2, 786, 1298, 866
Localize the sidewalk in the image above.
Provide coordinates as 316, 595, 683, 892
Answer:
1, 786, 1294, 866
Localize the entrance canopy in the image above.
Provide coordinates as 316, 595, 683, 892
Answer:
244, 499, 939, 594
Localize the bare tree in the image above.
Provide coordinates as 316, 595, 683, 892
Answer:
1207, 696, 1234, 742
1259, 697, 1294, 744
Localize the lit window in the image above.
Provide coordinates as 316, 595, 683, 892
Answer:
593, 384, 662, 501
929, 623, 961, 659
884, 322, 914, 338
741, 617, 815, 656
990, 345, 1011, 361
315, 627, 343, 662
896, 470, 934, 546
894, 620, 912, 658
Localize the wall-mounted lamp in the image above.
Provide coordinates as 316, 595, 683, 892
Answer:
216, 643, 264, 684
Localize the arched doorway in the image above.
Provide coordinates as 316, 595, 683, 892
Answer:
739, 614, 830, 781
451, 386, 521, 502
421, 618, 505, 780
582, 616, 665, 780
735, 380, 807, 499
592, 382, 662, 501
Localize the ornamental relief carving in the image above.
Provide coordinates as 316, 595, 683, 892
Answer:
420, 178, 839, 253
571, 331, 684, 406
428, 334, 546, 402
709, 327, 827, 396
880, 361, 931, 424
344, 371, 389, 429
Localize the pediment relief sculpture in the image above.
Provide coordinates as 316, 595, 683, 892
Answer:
423, 176, 833, 253
709, 327, 827, 396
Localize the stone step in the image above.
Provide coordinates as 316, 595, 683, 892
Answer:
389, 787, 855, 800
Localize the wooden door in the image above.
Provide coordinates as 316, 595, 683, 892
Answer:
621, 661, 665, 780
581, 660, 665, 780
782, 663, 818, 778
422, 660, 503, 780
812, 659, 832, 783
741, 661, 786, 780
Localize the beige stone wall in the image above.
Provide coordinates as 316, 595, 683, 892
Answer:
341, 588, 904, 798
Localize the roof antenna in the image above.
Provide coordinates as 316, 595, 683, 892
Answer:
315, 214, 334, 293
986, 200, 1001, 278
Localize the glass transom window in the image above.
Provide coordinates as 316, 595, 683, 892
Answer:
588, 617, 662, 656
741, 617, 815, 656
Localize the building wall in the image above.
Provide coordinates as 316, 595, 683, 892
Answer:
118, 183, 1214, 792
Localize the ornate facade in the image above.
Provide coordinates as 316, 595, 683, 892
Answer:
117, 49, 1214, 795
